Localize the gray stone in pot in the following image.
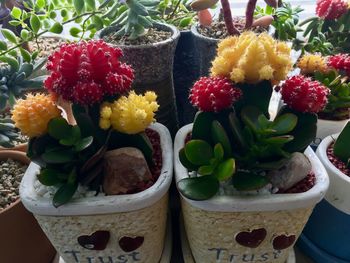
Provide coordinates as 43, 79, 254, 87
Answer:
99, 23, 180, 136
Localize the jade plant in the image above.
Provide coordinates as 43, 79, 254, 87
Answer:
12, 40, 159, 207
0, 56, 46, 109
178, 32, 329, 200
190, 0, 277, 35
333, 121, 350, 167
300, 0, 350, 55
298, 53, 350, 120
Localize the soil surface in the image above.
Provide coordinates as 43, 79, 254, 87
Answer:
0, 159, 27, 211
103, 28, 172, 46
327, 143, 350, 176
280, 173, 316, 194
30, 37, 68, 58
318, 108, 350, 121
198, 17, 268, 39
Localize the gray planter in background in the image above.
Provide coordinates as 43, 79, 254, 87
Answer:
191, 24, 219, 78
173, 30, 199, 126
99, 23, 180, 136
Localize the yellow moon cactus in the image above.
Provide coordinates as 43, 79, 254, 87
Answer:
99, 91, 159, 134
12, 93, 62, 138
298, 54, 328, 75
211, 31, 292, 84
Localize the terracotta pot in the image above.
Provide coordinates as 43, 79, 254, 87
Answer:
0, 150, 55, 263
174, 124, 329, 263
99, 23, 180, 136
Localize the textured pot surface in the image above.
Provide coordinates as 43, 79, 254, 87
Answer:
99, 24, 180, 136
20, 123, 173, 263
174, 124, 329, 263
174, 30, 199, 126
0, 151, 55, 263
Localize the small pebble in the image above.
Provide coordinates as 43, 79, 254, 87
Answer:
0, 159, 27, 211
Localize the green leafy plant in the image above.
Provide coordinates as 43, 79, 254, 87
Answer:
300, 6, 350, 55
0, 56, 46, 110
314, 70, 350, 120
0, 117, 18, 148
333, 121, 350, 166
157, 0, 196, 29
255, 1, 304, 47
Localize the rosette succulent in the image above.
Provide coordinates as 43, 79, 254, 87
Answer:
178, 32, 327, 200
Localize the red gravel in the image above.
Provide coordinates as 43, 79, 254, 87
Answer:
327, 143, 350, 176
280, 173, 316, 194
125, 129, 163, 194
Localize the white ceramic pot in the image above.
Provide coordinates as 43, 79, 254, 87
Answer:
314, 119, 349, 147
20, 123, 173, 263
175, 124, 329, 263
316, 134, 350, 213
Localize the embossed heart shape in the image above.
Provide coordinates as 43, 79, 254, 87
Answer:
77, 230, 110, 250
273, 234, 296, 250
235, 228, 267, 248
119, 236, 144, 252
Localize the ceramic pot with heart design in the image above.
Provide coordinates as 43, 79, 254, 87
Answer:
175, 124, 329, 263
298, 133, 350, 262
19, 123, 173, 263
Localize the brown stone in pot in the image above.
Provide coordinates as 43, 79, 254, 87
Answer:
0, 150, 55, 263
103, 147, 153, 195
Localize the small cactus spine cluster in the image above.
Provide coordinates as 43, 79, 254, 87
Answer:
316, 0, 349, 20
327, 53, 350, 77
298, 54, 328, 75
211, 32, 293, 84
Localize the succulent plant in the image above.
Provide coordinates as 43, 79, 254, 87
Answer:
0, 117, 18, 148
110, 0, 159, 39
328, 53, 350, 77
300, 0, 350, 55
333, 121, 350, 166
0, 56, 46, 110
178, 33, 325, 200
298, 54, 328, 75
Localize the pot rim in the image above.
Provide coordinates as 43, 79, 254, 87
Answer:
19, 123, 173, 216
317, 118, 350, 124
316, 133, 350, 183
174, 124, 329, 212
0, 150, 30, 215
98, 22, 180, 49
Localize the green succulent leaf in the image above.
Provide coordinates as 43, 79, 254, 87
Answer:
233, 171, 269, 191
214, 143, 224, 160
53, 181, 78, 207
48, 117, 72, 140
38, 168, 66, 186
42, 149, 75, 164
0, 41, 7, 50
177, 175, 219, 200
214, 158, 235, 181
179, 148, 198, 171
30, 14, 41, 33
198, 165, 215, 175
74, 0, 85, 14
1, 29, 17, 44
74, 136, 93, 152
334, 122, 350, 163
271, 113, 298, 134
184, 140, 213, 166
191, 111, 215, 142
211, 120, 232, 157
50, 22, 64, 34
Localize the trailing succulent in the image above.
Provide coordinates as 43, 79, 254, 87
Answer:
12, 40, 159, 207
298, 53, 350, 120
178, 32, 329, 200
300, 0, 350, 55
0, 56, 46, 109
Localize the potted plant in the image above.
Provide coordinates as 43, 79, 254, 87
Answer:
190, 0, 276, 77
298, 53, 350, 145
17, 40, 173, 263
0, 149, 56, 263
99, 0, 180, 135
300, 0, 350, 55
298, 122, 350, 262
174, 32, 329, 263
157, 0, 200, 126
